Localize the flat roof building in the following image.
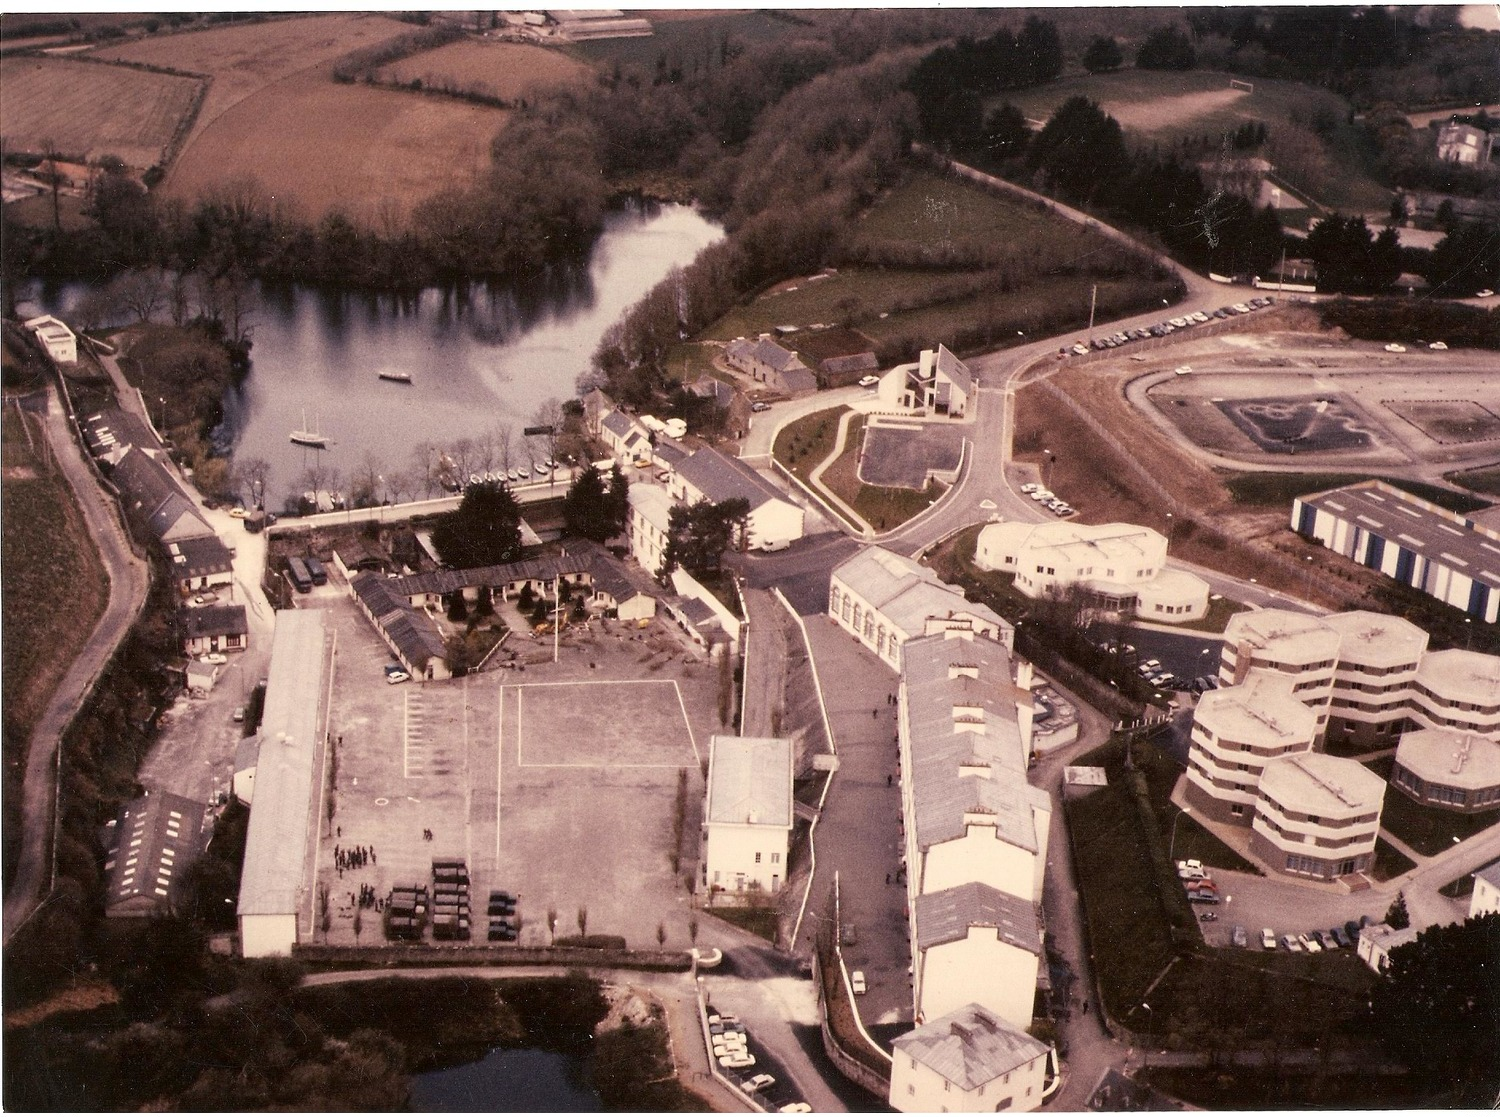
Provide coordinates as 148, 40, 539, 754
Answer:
1392, 728, 1500, 813
1250, 751, 1385, 881
237, 610, 330, 957
1185, 673, 1318, 825
1412, 649, 1500, 739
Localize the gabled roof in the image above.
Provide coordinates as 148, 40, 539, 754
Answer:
148, 492, 214, 541
602, 410, 640, 439
706, 735, 793, 829
914, 881, 1040, 954
168, 534, 234, 578
778, 365, 819, 394
893, 1003, 1050, 1090
102, 789, 205, 915
108, 445, 177, 519
835, 546, 1008, 640
727, 336, 807, 375
1474, 860, 1500, 891
351, 573, 446, 665
676, 447, 792, 512
691, 375, 736, 408
182, 604, 248, 639
934, 343, 972, 394
820, 351, 878, 375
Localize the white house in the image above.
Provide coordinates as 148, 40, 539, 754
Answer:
1469, 861, 1500, 919
1357, 921, 1419, 974
181, 604, 248, 657
671, 447, 804, 551
25, 314, 77, 363
1436, 122, 1494, 166
831, 546, 1011, 668
876, 344, 973, 418
912, 881, 1042, 1029
890, 1003, 1052, 1114
974, 520, 1208, 622
703, 735, 793, 894
627, 483, 674, 577
600, 409, 652, 464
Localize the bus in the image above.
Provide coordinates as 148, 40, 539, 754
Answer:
286, 556, 313, 594
305, 556, 328, 586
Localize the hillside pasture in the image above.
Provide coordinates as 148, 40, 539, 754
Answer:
161, 72, 509, 225
92, 13, 416, 148
1003, 69, 1388, 212
374, 40, 589, 101
0, 56, 201, 167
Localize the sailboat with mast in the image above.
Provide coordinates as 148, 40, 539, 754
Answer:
289, 409, 328, 448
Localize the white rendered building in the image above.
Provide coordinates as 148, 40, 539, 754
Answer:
1470, 862, 1500, 919
1358, 921, 1419, 973
890, 1003, 1051, 1114
974, 520, 1208, 622
703, 735, 793, 894
831, 546, 1011, 668
1392, 729, 1500, 813
1410, 649, 1500, 739
876, 344, 974, 419
1322, 611, 1428, 750
1220, 609, 1343, 736
1249, 751, 1385, 880
1185, 673, 1319, 825
913, 882, 1042, 1029
25, 314, 76, 363
627, 483, 674, 577
670, 447, 805, 551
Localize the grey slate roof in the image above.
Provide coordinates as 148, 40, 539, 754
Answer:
820, 351, 878, 376
1474, 860, 1500, 890
778, 365, 819, 394
892, 1003, 1049, 1090
602, 410, 639, 439
182, 604, 248, 640
352, 573, 446, 665
914, 880, 1040, 955
83, 406, 157, 459
902, 632, 1043, 855
102, 789, 205, 915
676, 447, 791, 512
691, 375, 736, 408
835, 547, 1009, 641
706, 735, 793, 828
148, 492, 213, 540
935, 343, 973, 394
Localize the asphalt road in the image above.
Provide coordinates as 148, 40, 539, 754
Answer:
3, 383, 151, 942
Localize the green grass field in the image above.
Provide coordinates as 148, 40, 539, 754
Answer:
1002, 68, 1389, 213
1446, 465, 1500, 497
1224, 471, 1490, 513
1374, 778, 1500, 857
1, 408, 110, 748
772, 407, 848, 485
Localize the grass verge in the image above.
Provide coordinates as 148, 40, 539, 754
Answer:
1223, 471, 1490, 513
1445, 465, 1500, 498
1375, 785, 1500, 858
1371, 839, 1417, 882
772, 407, 848, 485
708, 905, 778, 943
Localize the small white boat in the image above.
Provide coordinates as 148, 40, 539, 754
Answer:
378, 370, 413, 384
289, 410, 328, 448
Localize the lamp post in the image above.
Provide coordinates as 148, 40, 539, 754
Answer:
1169, 803, 1193, 864
1165, 511, 1173, 544
158, 396, 167, 435
1141, 1002, 1153, 1071
1304, 555, 1315, 601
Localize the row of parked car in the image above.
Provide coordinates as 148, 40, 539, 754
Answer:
467, 461, 556, 488
1019, 482, 1074, 517
707, 1010, 810, 1112
1260, 917, 1370, 953
1065, 296, 1277, 357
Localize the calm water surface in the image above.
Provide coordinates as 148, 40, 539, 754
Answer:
21, 201, 722, 501
409, 1047, 601, 1112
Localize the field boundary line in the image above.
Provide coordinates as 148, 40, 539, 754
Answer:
494, 681, 505, 867
505, 677, 682, 690
673, 679, 701, 768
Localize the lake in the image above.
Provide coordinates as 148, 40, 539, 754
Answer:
19, 200, 723, 505
409, 1046, 601, 1112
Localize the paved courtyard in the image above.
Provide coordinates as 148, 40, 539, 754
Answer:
312, 588, 725, 952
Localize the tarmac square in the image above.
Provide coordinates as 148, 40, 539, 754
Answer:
857, 423, 964, 489
513, 680, 700, 769
1384, 399, 1500, 445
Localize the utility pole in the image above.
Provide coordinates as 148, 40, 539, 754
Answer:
1088, 283, 1098, 333
553, 574, 561, 664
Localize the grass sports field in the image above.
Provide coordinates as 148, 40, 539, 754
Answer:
0, 55, 201, 167
162, 71, 508, 224
93, 14, 414, 149
1004, 69, 1389, 213
374, 40, 588, 100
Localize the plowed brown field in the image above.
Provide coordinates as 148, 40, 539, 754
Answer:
0, 55, 201, 167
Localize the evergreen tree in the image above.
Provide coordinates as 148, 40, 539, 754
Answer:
562, 463, 612, 543
1136, 26, 1196, 71
1385, 890, 1410, 930
1082, 36, 1124, 74
431, 479, 522, 568
1028, 97, 1129, 205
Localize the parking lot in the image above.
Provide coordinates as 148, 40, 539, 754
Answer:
311, 587, 725, 952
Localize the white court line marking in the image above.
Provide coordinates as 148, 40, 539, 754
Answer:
510, 678, 696, 770
495, 682, 505, 868
403, 688, 422, 779
463, 674, 472, 872
673, 679, 701, 767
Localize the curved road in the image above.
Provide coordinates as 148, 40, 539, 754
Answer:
3, 383, 151, 941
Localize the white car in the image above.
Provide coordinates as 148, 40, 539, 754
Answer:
744, 1074, 776, 1093
1071, 343, 1089, 356
751, 402, 772, 413
1428, 341, 1448, 350
1261, 927, 1277, 950
858, 375, 880, 388
1476, 289, 1494, 298
385, 670, 410, 685
200, 653, 227, 665
1299, 933, 1322, 954
720, 1053, 755, 1069
780, 1105, 813, 1114
1174, 365, 1192, 375
1233, 303, 1251, 313
851, 970, 867, 994
1020, 482, 1040, 494
1384, 343, 1406, 353
228, 506, 248, 519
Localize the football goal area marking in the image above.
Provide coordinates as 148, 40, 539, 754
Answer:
1229, 78, 1254, 93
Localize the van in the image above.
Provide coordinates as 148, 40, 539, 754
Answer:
759, 538, 790, 553
286, 556, 313, 594
305, 556, 328, 586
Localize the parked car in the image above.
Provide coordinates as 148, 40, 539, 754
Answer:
1231, 925, 1248, 948
1428, 341, 1448, 350
744, 1074, 776, 1093
228, 506, 248, 519
1476, 289, 1494, 298
1187, 890, 1219, 904
1233, 303, 1252, 313
1329, 926, 1351, 949
1299, 933, 1322, 953
1261, 927, 1277, 950
232, 705, 246, 723
719, 1053, 755, 1069
1020, 482, 1040, 494
1174, 365, 1193, 375
1282, 934, 1303, 952
385, 669, 410, 685
780, 1105, 813, 1113
1344, 919, 1364, 943
851, 970, 867, 995
192, 593, 219, 606
200, 653, 227, 665
858, 375, 880, 388
1178, 865, 1209, 881
1071, 343, 1090, 355
751, 402, 772, 413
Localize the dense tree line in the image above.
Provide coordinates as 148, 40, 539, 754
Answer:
561, 462, 629, 544
431, 480, 523, 569
903, 17, 1062, 146
661, 498, 749, 581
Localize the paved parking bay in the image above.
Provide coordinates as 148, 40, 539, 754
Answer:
313, 588, 725, 952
